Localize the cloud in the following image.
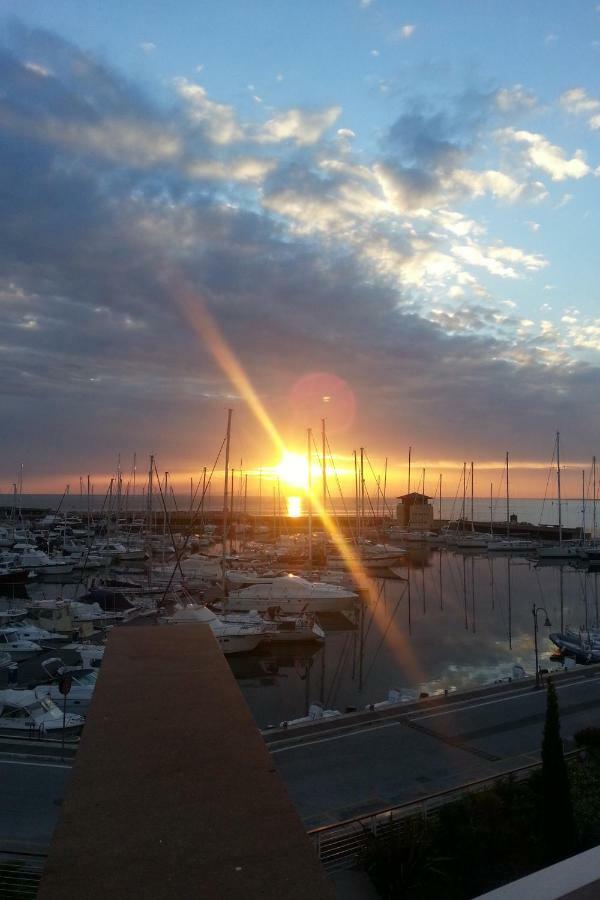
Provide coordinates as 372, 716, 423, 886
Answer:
186, 156, 276, 183
23, 60, 51, 77
174, 78, 243, 144
560, 87, 600, 130
495, 85, 537, 112
497, 128, 591, 180
255, 106, 341, 145
140, 42, 156, 54
395, 24, 415, 40
0, 25, 598, 483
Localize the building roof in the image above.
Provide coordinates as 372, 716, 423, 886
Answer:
397, 492, 432, 501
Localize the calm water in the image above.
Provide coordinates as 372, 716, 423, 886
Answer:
231, 550, 600, 727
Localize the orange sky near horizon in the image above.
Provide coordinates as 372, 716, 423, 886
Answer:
6, 456, 595, 500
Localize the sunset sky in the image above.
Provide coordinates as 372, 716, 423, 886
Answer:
0, 2, 599, 496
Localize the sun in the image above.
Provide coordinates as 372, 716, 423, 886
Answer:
275, 451, 309, 489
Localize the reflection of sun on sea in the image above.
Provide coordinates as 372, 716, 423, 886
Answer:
287, 496, 302, 518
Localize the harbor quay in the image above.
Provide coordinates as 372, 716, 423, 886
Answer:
265, 664, 600, 828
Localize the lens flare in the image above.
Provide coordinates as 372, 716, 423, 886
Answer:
169, 272, 425, 687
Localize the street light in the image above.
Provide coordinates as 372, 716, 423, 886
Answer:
532, 602, 552, 689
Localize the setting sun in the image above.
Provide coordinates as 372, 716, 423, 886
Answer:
275, 451, 309, 489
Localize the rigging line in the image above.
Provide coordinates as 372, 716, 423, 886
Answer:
491, 465, 505, 519
364, 451, 394, 520
362, 584, 407, 685
153, 461, 185, 578
447, 468, 463, 530
363, 578, 386, 643
538, 440, 556, 527
158, 436, 226, 605
74, 478, 113, 592
325, 434, 353, 533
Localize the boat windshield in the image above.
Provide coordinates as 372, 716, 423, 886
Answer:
73, 671, 97, 686
36, 698, 62, 719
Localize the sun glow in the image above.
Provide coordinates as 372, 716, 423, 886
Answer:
287, 496, 302, 517
275, 451, 309, 489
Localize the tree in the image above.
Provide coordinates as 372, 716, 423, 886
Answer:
541, 678, 575, 862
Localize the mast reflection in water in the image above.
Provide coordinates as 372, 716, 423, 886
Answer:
229, 548, 600, 728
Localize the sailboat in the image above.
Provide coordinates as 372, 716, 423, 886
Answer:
537, 432, 580, 559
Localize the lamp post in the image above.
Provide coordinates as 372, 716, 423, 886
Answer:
532, 603, 552, 689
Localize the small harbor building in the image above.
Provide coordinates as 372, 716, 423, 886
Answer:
396, 492, 434, 530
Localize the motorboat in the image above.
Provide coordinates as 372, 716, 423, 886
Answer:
0, 605, 28, 625
487, 539, 540, 553
163, 604, 266, 654
537, 543, 582, 560
277, 703, 342, 729
35, 666, 98, 714
60, 642, 105, 668
7, 623, 69, 647
549, 630, 600, 664
0, 689, 84, 737
94, 541, 148, 562
225, 574, 358, 613
0, 547, 74, 576
222, 610, 326, 643
0, 628, 42, 661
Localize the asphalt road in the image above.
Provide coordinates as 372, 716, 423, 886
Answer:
0, 758, 72, 852
269, 672, 600, 827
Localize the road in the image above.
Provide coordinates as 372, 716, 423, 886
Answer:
0, 757, 72, 851
266, 671, 600, 827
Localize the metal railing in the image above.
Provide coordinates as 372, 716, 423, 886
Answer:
309, 750, 582, 872
0, 850, 46, 899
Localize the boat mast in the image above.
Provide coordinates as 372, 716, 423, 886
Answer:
407, 446, 412, 496
582, 468, 586, 545
383, 457, 388, 523
354, 450, 359, 541
222, 409, 232, 596
593, 455, 597, 543
505, 451, 510, 539
307, 427, 313, 568
470, 461, 474, 532
258, 465, 262, 518
556, 431, 562, 546
322, 419, 327, 513
322, 419, 327, 565
439, 473, 442, 526
360, 447, 365, 538
461, 461, 466, 531
490, 482, 493, 536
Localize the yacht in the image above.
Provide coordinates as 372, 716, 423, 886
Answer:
221, 610, 325, 643
35, 667, 98, 714
1, 547, 74, 576
164, 604, 266, 654
0, 628, 42, 661
0, 689, 84, 737
487, 539, 539, 553
537, 543, 581, 560
225, 574, 358, 613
